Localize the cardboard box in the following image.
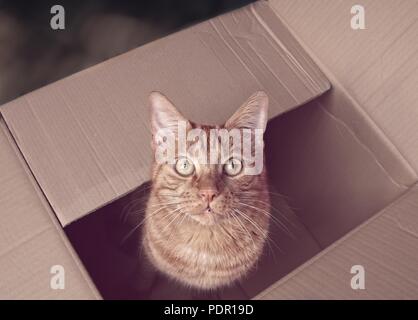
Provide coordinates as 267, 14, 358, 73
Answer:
0, 119, 99, 299
0, 0, 417, 299
255, 0, 418, 299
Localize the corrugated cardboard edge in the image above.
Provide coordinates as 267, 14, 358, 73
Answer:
0, 118, 101, 299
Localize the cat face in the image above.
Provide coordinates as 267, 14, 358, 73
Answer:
149, 91, 269, 226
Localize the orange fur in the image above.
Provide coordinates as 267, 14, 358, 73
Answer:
143, 91, 271, 289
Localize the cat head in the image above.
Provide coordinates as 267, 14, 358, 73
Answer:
149, 91, 269, 226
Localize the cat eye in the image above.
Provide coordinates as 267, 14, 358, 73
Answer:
175, 157, 195, 176
223, 158, 243, 176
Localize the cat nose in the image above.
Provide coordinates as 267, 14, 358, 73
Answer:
199, 190, 218, 203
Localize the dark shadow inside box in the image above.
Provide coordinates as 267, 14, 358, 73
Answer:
65, 95, 400, 299
64, 179, 309, 300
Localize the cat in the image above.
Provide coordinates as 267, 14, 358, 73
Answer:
142, 91, 271, 290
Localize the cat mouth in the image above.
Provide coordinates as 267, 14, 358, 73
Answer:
204, 206, 213, 214
203, 205, 224, 217
188, 206, 225, 225
194, 207, 219, 216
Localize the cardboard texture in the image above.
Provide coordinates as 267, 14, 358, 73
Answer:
269, 0, 418, 183
1, 0, 417, 300
0, 119, 100, 299
0, 1, 329, 299
252, 0, 418, 299
0, 1, 329, 227
255, 184, 418, 299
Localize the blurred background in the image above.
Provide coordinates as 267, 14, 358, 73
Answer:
0, 0, 254, 105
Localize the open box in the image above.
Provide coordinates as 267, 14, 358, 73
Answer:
1, 0, 418, 299
62, 89, 407, 300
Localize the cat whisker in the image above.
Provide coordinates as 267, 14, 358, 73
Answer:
217, 224, 237, 243
240, 190, 294, 201
229, 210, 257, 251
234, 208, 283, 258
159, 205, 189, 235
233, 209, 267, 239
238, 202, 295, 239
120, 199, 149, 222
239, 198, 300, 231
240, 191, 301, 211
120, 204, 185, 245
232, 208, 278, 263
157, 206, 193, 253
148, 201, 188, 208
121, 199, 189, 223
166, 207, 190, 243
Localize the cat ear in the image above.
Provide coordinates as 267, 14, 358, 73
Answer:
149, 91, 190, 136
225, 91, 269, 133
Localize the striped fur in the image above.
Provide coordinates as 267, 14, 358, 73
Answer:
143, 91, 271, 289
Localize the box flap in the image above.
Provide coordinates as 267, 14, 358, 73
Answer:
269, 0, 418, 179
0, 1, 329, 226
0, 119, 100, 299
255, 184, 418, 299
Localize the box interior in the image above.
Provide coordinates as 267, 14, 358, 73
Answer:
64, 91, 405, 299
